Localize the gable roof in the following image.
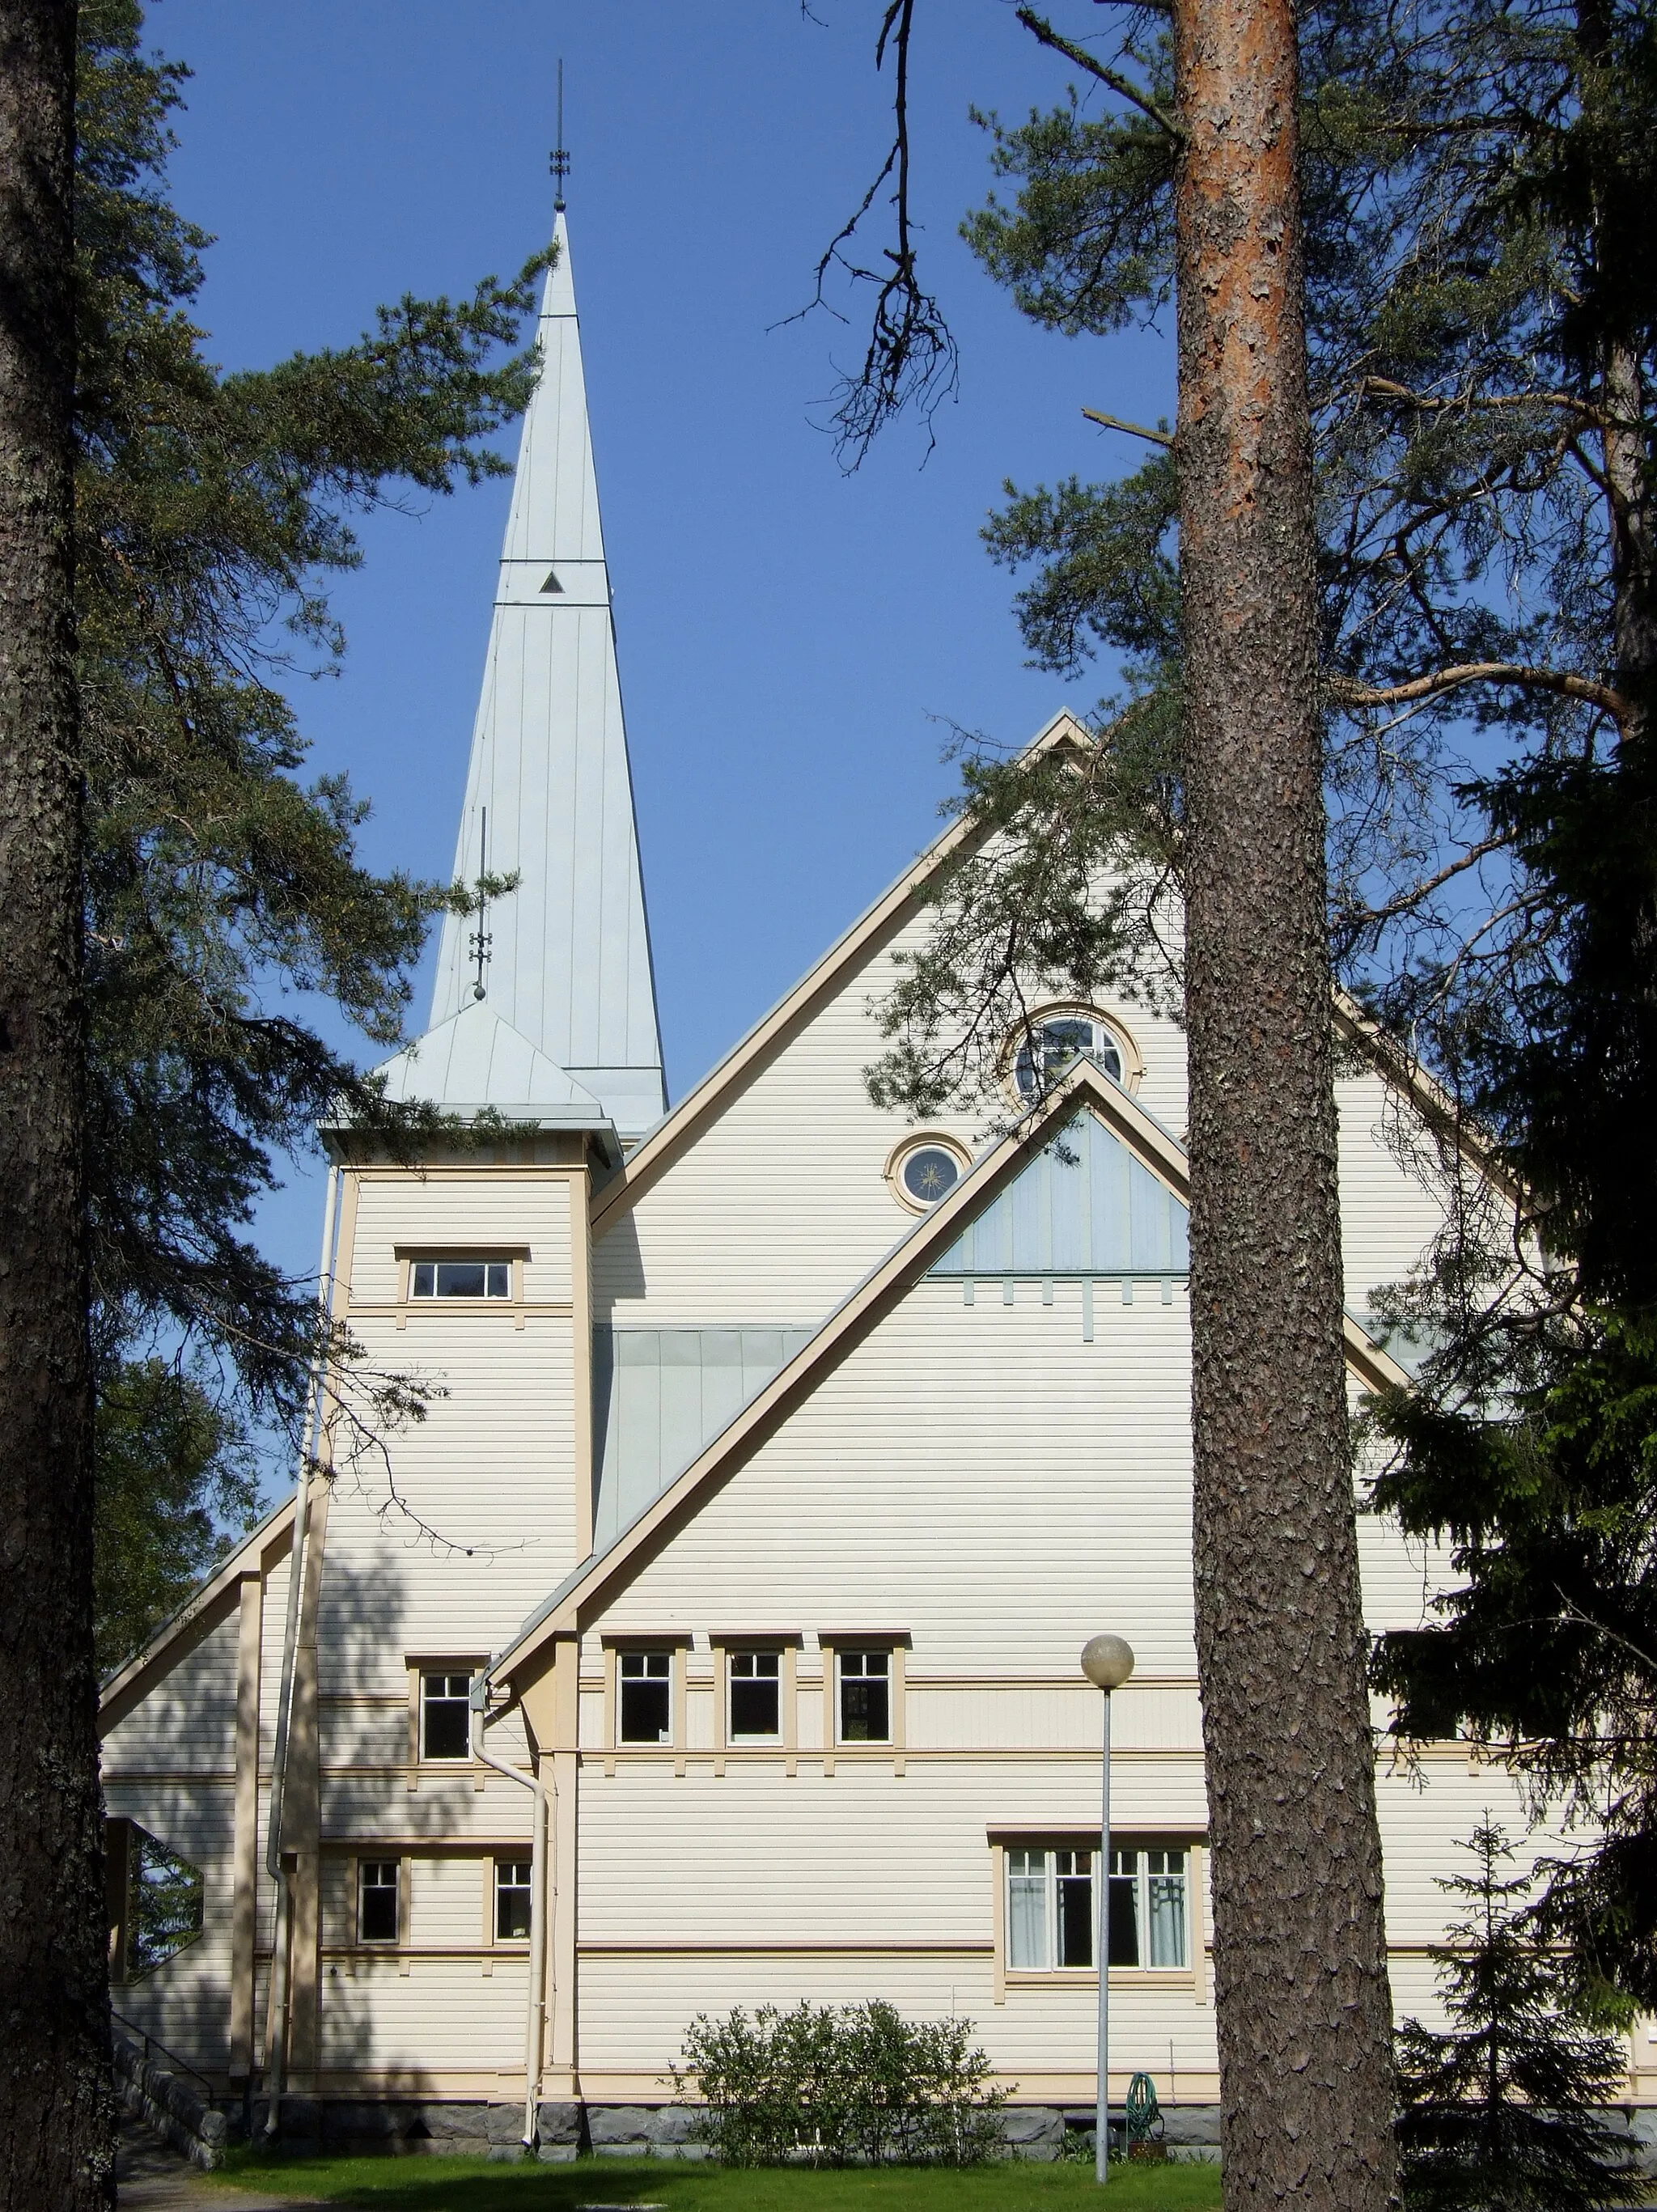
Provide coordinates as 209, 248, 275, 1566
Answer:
99, 1492, 297, 1734
591, 707, 1094, 1233
498, 1055, 1411, 1681
591, 707, 1506, 1237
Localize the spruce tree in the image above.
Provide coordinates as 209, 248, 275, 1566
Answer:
1396, 1822, 1645, 2212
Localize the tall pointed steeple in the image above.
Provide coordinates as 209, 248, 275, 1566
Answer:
380, 213, 667, 1139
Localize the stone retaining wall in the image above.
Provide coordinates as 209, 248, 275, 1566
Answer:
111, 2031, 228, 2172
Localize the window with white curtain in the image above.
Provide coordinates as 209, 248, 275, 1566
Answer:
1006, 1844, 1189, 1971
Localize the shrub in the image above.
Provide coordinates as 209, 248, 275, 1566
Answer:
673, 1998, 1008, 2166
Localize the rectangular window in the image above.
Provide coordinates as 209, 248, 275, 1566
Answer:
495, 1859, 533, 1941
1112, 1846, 1189, 1968
358, 1858, 399, 1944
420, 1671, 473, 1761
728, 1650, 781, 1742
1004, 1845, 1189, 1972
618, 1651, 672, 1744
409, 1260, 511, 1300
837, 1649, 890, 1744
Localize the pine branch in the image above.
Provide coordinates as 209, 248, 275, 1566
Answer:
1082, 405, 1173, 448
1329, 663, 1629, 726
1014, 6, 1184, 143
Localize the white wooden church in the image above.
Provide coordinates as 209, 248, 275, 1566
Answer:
100, 214, 1644, 2151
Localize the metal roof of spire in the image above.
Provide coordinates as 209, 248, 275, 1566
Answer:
382, 210, 667, 1138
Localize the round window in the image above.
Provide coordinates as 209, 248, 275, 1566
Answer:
900, 1145, 961, 1206
1011, 1012, 1123, 1100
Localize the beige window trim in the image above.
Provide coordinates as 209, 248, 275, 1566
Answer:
405, 1656, 486, 1791
601, 1634, 692, 1769
819, 1634, 908, 1771
991, 1832, 1204, 1990
388, 1247, 536, 1332
711, 1635, 799, 1769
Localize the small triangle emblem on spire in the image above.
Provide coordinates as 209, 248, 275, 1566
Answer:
540, 570, 562, 593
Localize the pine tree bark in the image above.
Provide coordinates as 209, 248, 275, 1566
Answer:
0, 3, 112, 2205
1170, 2, 1397, 2206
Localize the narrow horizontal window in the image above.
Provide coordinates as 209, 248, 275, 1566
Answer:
837, 1648, 890, 1744
728, 1650, 781, 1742
495, 1858, 533, 1941
421, 1671, 473, 1761
358, 1858, 400, 1944
409, 1260, 511, 1299
618, 1650, 672, 1744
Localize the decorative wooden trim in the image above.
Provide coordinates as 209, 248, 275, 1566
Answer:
985, 1822, 1208, 1843
392, 1242, 533, 1257
991, 1841, 1006, 2006
578, 1939, 995, 1956
228, 1572, 264, 2076
597, 1629, 697, 1646
105, 1818, 133, 1985
1191, 1842, 1210, 2007
570, 1171, 594, 1552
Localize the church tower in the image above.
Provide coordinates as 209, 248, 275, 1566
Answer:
377, 210, 667, 1142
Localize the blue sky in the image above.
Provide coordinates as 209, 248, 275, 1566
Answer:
150, 0, 1172, 1284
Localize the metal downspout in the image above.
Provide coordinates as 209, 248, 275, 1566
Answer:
471, 1679, 549, 2149
261, 1159, 340, 2138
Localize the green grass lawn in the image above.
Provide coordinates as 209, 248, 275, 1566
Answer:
209, 2150, 1223, 2212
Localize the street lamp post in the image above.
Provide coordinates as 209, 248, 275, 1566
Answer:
1080, 1634, 1135, 2184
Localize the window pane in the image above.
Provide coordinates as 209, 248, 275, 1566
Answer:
358, 1861, 399, 1943
1147, 1854, 1188, 1967
619, 1670, 672, 1744
1008, 1855, 1049, 1970
729, 1655, 780, 1740
839, 1652, 890, 1743
435, 1262, 486, 1298
486, 1263, 511, 1298
495, 1861, 532, 1940
1108, 1850, 1141, 1966
422, 1673, 472, 1761
1057, 1856, 1095, 1967
411, 1262, 435, 1297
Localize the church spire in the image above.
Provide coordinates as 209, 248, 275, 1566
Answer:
393, 212, 667, 1138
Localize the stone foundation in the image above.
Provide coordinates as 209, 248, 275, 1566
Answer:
245, 2095, 1225, 2163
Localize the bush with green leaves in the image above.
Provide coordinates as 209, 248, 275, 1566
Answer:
673, 1999, 1008, 2167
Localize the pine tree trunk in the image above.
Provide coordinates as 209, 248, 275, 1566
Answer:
1170, 2, 1397, 2206
0, 3, 112, 2205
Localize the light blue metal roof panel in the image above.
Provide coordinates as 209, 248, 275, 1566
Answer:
928, 1108, 1189, 1277
373, 1000, 600, 1111
425, 213, 666, 1135
591, 1326, 816, 1553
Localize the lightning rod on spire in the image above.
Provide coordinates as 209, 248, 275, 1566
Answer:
550, 60, 570, 213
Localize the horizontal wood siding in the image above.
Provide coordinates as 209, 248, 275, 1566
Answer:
346, 1172, 574, 1306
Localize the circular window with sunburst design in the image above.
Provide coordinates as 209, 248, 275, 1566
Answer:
886, 1133, 972, 1214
